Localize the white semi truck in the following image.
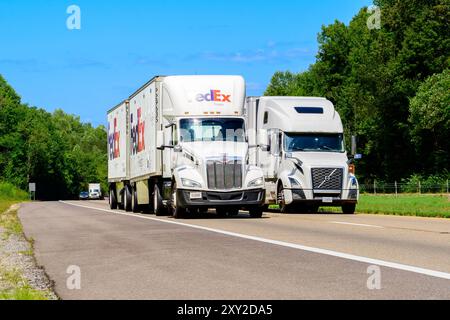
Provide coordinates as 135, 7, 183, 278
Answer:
245, 96, 359, 214
107, 75, 266, 218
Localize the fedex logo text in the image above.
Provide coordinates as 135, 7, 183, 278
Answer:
196, 90, 231, 103
131, 107, 145, 155
108, 118, 120, 160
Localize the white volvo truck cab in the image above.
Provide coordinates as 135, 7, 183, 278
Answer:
246, 96, 359, 214
108, 76, 265, 218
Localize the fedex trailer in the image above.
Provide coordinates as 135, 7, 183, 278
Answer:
107, 76, 265, 218
245, 96, 359, 214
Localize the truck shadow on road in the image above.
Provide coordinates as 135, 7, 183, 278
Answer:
165, 210, 350, 220
166, 211, 271, 220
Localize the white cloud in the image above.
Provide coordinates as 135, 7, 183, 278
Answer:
199, 42, 313, 64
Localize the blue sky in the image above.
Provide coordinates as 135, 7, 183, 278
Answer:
0, 0, 372, 126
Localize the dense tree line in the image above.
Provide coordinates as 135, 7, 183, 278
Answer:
0, 75, 107, 200
266, 0, 449, 183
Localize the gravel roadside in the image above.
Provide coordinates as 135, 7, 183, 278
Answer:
0, 204, 58, 300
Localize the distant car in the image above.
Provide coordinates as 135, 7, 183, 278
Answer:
79, 191, 89, 200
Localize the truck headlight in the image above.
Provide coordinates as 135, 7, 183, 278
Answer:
181, 178, 202, 189
248, 177, 264, 188
350, 176, 358, 187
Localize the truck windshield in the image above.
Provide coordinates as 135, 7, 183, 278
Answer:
180, 118, 245, 142
284, 133, 344, 153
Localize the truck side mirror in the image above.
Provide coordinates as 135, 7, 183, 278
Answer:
257, 129, 269, 148
157, 131, 164, 150
351, 135, 357, 156
174, 145, 183, 153
260, 144, 270, 152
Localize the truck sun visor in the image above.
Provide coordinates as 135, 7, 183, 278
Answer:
294, 107, 324, 114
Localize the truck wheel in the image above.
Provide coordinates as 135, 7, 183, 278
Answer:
171, 183, 186, 219
277, 184, 292, 213
117, 189, 124, 210
342, 204, 356, 214
124, 186, 132, 212
109, 189, 117, 210
249, 207, 263, 218
131, 186, 139, 213
153, 185, 165, 216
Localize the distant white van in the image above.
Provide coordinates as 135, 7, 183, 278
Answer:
89, 183, 102, 200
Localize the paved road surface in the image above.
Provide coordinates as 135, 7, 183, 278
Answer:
19, 201, 450, 300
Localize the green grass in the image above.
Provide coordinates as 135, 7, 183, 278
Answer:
0, 182, 28, 236
355, 194, 450, 218
0, 269, 50, 300
272, 194, 449, 218
0, 207, 24, 238
0, 182, 28, 201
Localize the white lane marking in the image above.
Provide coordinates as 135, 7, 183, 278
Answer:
330, 221, 384, 229
59, 201, 450, 281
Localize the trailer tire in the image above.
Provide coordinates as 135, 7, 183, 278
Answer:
124, 185, 132, 212
109, 189, 117, 210
153, 184, 165, 216
131, 186, 139, 213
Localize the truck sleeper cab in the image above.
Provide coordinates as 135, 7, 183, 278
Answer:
245, 96, 359, 214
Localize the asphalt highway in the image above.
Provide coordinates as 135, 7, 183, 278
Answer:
18, 200, 450, 300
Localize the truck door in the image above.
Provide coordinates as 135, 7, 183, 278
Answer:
162, 122, 180, 179
162, 122, 173, 179
259, 129, 280, 179
171, 124, 180, 169
267, 129, 282, 178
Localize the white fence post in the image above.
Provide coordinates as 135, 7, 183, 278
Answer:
395, 181, 398, 197
418, 181, 421, 194
374, 180, 377, 195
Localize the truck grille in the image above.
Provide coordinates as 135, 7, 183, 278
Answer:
207, 159, 242, 190
311, 168, 343, 190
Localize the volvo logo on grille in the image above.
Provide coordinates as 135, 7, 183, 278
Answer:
318, 169, 338, 189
